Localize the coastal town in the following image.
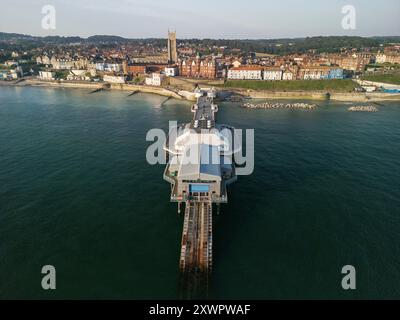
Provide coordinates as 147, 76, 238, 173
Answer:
1, 31, 400, 99
1, 0, 400, 306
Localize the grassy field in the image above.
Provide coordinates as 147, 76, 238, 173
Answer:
222, 79, 358, 91
361, 73, 400, 85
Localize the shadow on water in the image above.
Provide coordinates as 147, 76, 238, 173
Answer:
178, 271, 209, 300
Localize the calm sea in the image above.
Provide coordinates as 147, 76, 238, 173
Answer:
0, 86, 399, 299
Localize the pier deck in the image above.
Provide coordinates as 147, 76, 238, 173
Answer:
179, 201, 212, 275
163, 90, 237, 283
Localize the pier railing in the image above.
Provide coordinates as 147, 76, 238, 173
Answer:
170, 194, 228, 204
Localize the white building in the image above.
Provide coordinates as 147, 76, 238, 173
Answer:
74, 58, 90, 70
42, 55, 51, 65
375, 53, 400, 64
301, 66, 331, 80
36, 55, 51, 65
87, 63, 97, 77
4, 60, 18, 67
282, 69, 295, 80
103, 74, 126, 84
51, 57, 75, 70
104, 63, 121, 72
12, 70, 19, 79
0, 70, 19, 80
165, 66, 179, 77
263, 67, 283, 80
145, 73, 165, 86
232, 60, 242, 68
227, 66, 263, 80
38, 71, 55, 80
67, 69, 90, 81
95, 62, 105, 71
375, 54, 387, 64
96, 62, 121, 72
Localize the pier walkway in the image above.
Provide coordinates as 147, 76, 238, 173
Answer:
163, 89, 238, 287
180, 201, 213, 275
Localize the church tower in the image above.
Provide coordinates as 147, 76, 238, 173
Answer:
167, 31, 178, 64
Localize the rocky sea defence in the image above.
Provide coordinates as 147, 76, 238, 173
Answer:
348, 105, 379, 112
242, 102, 317, 110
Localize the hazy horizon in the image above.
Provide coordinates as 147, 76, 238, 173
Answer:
2, 31, 400, 41
0, 0, 399, 40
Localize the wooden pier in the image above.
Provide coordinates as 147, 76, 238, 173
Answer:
178, 200, 213, 298
163, 90, 238, 296
179, 201, 213, 275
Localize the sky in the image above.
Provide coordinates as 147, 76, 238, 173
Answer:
0, 0, 399, 39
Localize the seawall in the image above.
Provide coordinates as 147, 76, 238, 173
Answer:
20, 79, 185, 100
108, 83, 184, 100
244, 90, 328, 100
226, 89, 400, 102
24, 79, 100, 90
330, 92, 400, 102
4, 79, 400, 102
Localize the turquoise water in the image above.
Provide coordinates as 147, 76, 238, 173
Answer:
0, 86, 399, 299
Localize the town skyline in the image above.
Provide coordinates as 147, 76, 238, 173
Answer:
1, 31, 400, 41
1, 0, 399, 39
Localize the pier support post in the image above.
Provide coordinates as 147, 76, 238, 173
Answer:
178, 202, 181, 214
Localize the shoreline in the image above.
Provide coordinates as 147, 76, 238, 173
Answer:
0, 78, 188, 101
1, 78, 400, 102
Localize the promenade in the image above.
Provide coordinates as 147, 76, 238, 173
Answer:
2, 78, 400, 102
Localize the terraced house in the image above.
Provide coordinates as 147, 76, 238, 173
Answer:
178, 56, 217, 78
298, 66, 344, 80
227, 65, 263, 80
263, 67, 283, 80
